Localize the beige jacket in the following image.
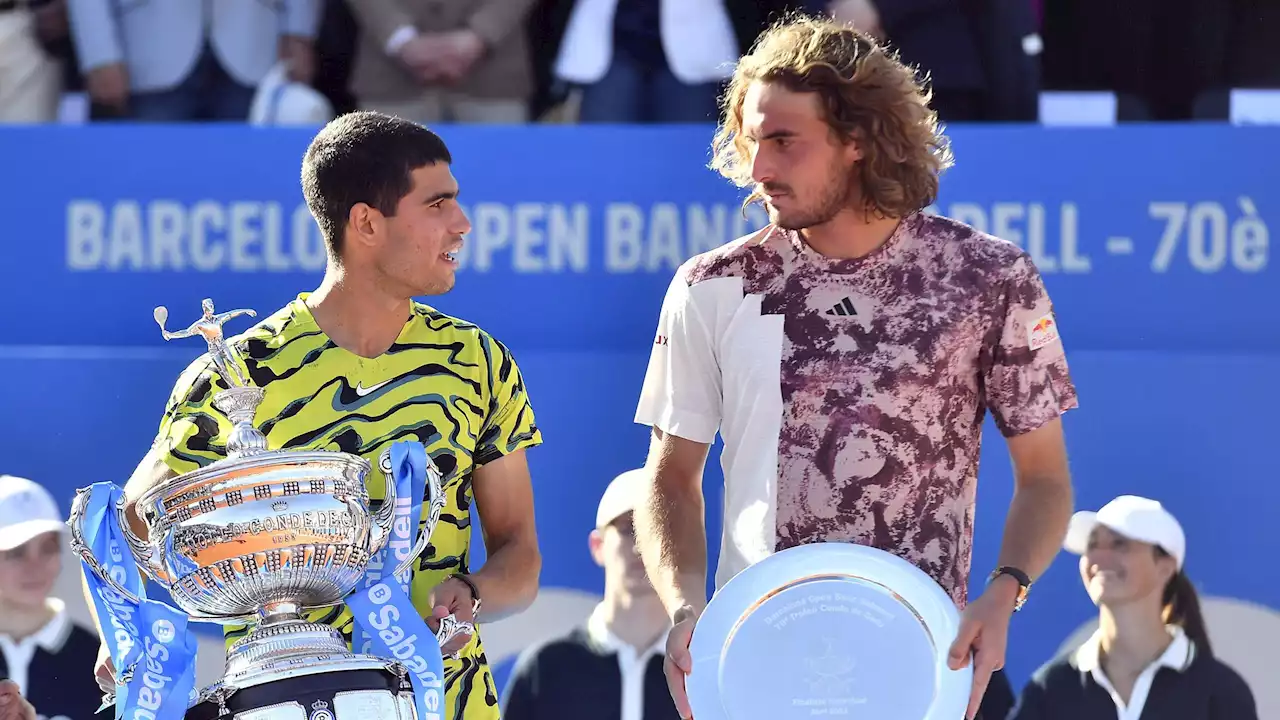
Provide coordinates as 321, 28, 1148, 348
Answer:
349, 0, 537, 102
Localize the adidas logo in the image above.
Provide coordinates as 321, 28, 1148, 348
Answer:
825, 297, 857, 317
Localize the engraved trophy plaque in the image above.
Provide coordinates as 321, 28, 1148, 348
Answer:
686, 543, 974, 720
69, 299, 472, 720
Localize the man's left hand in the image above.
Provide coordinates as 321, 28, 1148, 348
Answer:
0, 680, 36, 720
426, 576, 477, 658
277, 35, 316, 84
947, 576, 1019, 720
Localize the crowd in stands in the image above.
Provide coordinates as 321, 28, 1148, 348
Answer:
1, 0, 1277, 126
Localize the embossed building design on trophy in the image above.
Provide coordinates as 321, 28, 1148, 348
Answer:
69, 299, 468, 720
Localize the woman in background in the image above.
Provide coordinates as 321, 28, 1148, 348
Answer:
0, 476, 101, 720
1009, 495, 1257, 719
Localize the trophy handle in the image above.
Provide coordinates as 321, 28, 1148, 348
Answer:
114, 494, 156, 568
369, 462, 399, 555
67, 487, 143, 605
373, 455, 445, 579
400, 463, 445, 579
392, 516, 431, 580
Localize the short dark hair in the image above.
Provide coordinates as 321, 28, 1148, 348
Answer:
301, 111, 453, 256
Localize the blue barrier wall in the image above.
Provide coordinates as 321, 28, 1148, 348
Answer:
1, 124, 1278, 708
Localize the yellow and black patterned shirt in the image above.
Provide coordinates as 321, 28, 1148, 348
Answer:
154, 293, 542, 720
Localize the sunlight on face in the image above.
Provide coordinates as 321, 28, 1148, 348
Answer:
1079, 525, 1175, 609
740, 81, 860, 230
380, 163, 471, 297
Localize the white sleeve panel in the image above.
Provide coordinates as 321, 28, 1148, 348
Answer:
634, 271, 723, 444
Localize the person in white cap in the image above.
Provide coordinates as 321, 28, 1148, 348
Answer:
0, 476, 101, 720
501, 469, 678, 720
1008, 495, 1258, 720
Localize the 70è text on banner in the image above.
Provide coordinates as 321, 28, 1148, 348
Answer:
941, 198, 1270, 274
64, 199, 1268, 275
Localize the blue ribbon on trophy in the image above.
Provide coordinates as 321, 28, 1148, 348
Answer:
79, 482, 199, 720
347, 441, 446, 720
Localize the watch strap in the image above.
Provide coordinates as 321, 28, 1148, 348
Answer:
989, 566, 1033, 612
449, 572, 482, 618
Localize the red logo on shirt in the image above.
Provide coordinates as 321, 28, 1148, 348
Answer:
655, 334, 668, 346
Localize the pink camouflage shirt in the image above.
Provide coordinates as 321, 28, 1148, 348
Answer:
635, 211, 1078, 607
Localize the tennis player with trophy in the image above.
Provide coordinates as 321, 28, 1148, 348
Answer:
632, 15, 1080, 720
69, 298, 466, 720
71, 113, 544, 720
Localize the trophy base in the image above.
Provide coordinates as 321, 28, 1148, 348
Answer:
194, 618, 416, 720
189, 666, 413, 720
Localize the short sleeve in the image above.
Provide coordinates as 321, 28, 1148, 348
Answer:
473, 333, 542, 466
982, 254, 1079, 437
154, 356, 232, 475
634, 269, 722, 444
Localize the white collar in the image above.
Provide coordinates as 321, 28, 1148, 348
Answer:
1074, 624, 1195, 674
586, 603, 666, 660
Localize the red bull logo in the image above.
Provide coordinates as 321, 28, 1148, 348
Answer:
1027, 313, 1059, 351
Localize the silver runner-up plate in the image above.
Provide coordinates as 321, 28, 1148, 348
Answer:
686, 542, 973, 720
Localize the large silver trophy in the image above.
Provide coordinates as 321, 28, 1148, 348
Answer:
68, 299, 471, 720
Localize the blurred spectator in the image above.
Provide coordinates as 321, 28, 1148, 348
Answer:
828, 0, 1041, 123
549, 0, 739, 123
66, 0, 317, 122
312, 0, 359, 116
0, 0, 65, 123
501, 469, 676, 720
1008, 496, 1258, 719
1040, 0, 1279, 121
532, 0, 820, 123
346, 0, 536, 124
0, 476, 100, 720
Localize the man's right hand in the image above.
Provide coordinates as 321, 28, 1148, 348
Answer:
86, 63, 129, 110
396, 37, 445, 83
664, 605, 700, 719
94, 643, 116, 695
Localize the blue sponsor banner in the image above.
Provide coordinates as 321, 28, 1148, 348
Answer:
0, 124, 1277, 352
0, 124, 1277, 705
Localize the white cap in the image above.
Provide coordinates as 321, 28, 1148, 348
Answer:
596, 469, 648, 529
0, 476, 65, 551
249, 63, 335, 127
1063, 495, 1186, 569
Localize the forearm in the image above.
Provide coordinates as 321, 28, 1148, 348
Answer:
997, 478, 1073, 580
467, 536, 540, 622
636, 475, 708, 618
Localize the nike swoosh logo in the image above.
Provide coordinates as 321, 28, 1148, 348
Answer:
354, 379, 392, 397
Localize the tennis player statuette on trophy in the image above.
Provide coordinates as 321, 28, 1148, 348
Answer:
69, 298, 472, 720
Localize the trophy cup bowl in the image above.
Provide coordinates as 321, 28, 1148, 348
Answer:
76, 448, 395, 623
67, 299, 458, 720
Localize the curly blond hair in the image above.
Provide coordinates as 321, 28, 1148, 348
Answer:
710, 14, 954, 218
